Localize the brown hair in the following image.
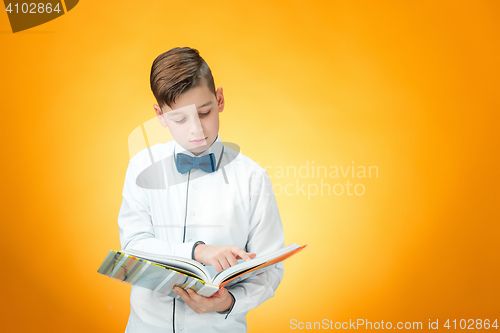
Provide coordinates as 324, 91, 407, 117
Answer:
150, 47, 216, 110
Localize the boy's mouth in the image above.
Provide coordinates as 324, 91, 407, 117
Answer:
190, 137, 207, 145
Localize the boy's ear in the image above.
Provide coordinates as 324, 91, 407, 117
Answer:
154, 104, 168, 128
216, 86, 225, 113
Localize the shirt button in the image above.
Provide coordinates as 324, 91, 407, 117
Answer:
192, 184, 198, 189
178, 325, 184, 330
191, 210, 196, 217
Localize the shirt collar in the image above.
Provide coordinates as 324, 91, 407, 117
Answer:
173, 134, 224, 169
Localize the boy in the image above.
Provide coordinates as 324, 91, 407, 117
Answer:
117, 47, 285, 332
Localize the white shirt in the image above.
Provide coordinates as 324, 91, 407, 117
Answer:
118, 134, 285, 333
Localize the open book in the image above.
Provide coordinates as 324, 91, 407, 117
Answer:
97, 243, 307, 298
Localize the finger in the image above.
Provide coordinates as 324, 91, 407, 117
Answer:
234, 247, 253, 262
187, 289, 213, 313
218, 256, 231, 271
210, 259, 223, 273
173, 287, 193, 304
175, 287, 202, 313
186, 288, 206, 303
209, 288, 225, 301
216, 288, 226, 297
226, 253, 238, 267
237, 252, 256, 260
175, 287, 201, 309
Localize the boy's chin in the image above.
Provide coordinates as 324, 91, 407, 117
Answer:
187, 143, 209, 155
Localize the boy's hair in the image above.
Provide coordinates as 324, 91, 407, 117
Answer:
150, 47, 216, 110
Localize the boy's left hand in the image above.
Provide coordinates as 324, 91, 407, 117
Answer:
173, 286, 233, 314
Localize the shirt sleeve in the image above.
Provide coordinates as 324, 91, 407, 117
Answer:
117, 159, 196, 258
224, 168, 285, 317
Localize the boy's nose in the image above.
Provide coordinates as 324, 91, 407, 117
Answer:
189, 113, 205, 137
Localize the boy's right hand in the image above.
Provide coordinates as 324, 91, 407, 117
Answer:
193, 244, 256, 272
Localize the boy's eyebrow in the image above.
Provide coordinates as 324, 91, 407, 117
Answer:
167, 101, 212, 116
197, 101, 212, 109
167, 111, 184, 117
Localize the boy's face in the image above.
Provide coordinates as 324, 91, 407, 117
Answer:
154, 85, 224, 156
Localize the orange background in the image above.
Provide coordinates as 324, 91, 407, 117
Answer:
1, 1, 499, 332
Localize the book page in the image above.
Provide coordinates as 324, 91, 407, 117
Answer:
121, 248, 212, 281
212, 243, 303, 286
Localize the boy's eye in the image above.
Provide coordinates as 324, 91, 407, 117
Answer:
173, 110, 210, 123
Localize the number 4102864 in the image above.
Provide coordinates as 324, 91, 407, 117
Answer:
444, 319, 498, 330
5, 3, 62, 14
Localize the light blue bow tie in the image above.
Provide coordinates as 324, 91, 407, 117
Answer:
175, 152, 216, 174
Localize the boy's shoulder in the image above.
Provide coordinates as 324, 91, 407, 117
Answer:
222, 144, 268, 178
128, 141, 175, 171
